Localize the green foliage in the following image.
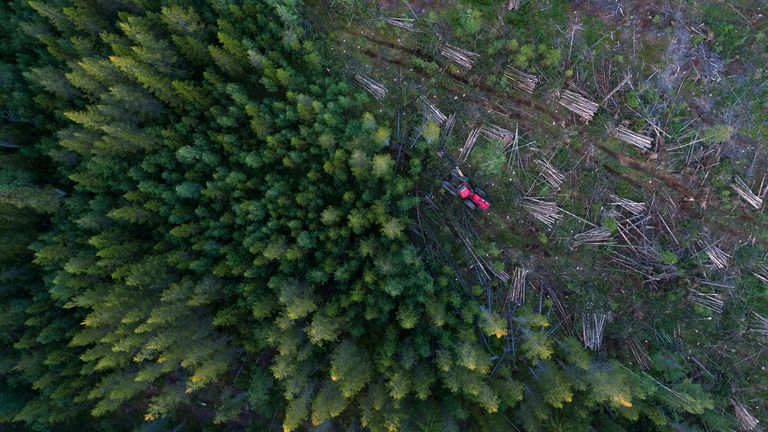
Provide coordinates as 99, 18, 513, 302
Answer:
704, 124, 734, 144
0, 0, 741, 431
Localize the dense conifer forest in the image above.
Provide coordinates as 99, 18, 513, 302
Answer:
1, 0, 766, 431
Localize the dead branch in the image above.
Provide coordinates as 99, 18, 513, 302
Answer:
507, 0, 522, 10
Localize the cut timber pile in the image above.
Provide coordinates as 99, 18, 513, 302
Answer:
480, 123, 515, 143
610, 194, 646, 215
441, 44, 480, 69
418, 97, 447, 124
615, 125, 653, 151
689, 289, 724, 314
733, 399, 760, 431
437, 113, 457, 149
627, 338, 651, 370
534, 159, 564, 191
383, 17, 415, 31
523, 197, 561, 227
558, 89, 599, 122
508, 267, 528, 305
731, 176, 763, 209
459, 128, 481, 162
581, 312, 607, 351
698, 240, 730, 269
354, 74, 387, 100
751, 312, 768, 337
504, 66, 538, 94
572, 227, 613, 248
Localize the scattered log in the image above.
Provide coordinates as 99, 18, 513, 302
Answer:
354, 74, 387, 100
558, 89, 599, 122
507, 0, 522, 10
441, 44, 480, 69
0, 140, 22, 149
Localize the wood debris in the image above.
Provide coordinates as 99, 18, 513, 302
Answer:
689, 289, 724, 314
581, 312, 608, 351
572, 227, 613, 248
523, 197, 561, 227
383, 17, 415, 31
610, 194, 646, 215
733, 399, 760, 431
418, 97, 447, 124
534, 159, 565, 191
558, 89, 599, 122
441, 44, 480, 69
354, 74, 387, 100
615, 125, 653, 151
731, 176, 763, 209
627, 338, 651, 370
507, 0, 522, 10
698, 240, 730, 269
751, 312, 768, 337
504, 66, 538, 94
508, 267, 528, 305
459, 127, 481, 162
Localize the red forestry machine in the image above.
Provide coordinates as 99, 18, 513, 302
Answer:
440, 165, 491, 211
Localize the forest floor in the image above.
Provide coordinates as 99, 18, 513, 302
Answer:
312, 0, 768, 421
